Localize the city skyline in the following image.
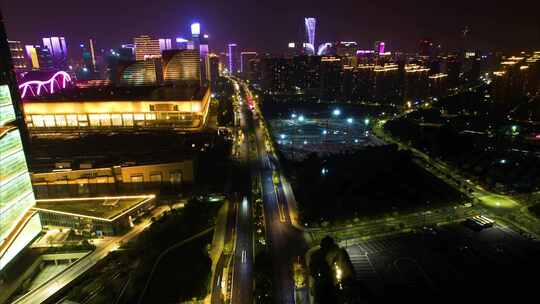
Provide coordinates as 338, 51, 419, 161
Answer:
1, 3, 540, 304
3, 0, 540, 53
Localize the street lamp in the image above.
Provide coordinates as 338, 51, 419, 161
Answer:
332, 109, 341, 117
364, 118, 370, 126
336, 266, 342, 281
298, 115, 305, 122
511, 125, 518, 134
280, 134, 286, 140
347, 117, 353, 124
291, 113, 297, 119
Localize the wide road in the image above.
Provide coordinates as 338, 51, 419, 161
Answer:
231, 196, 253, 304
13, 206, 168, 304
229, 83, 254, 304
211, 201, 236, 304
233, 78, 309, 304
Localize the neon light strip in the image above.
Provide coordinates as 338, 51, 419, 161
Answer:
18, 71, 72, 98
33, 195, 154, 222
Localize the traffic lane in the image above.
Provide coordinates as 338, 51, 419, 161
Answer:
231, 197, 253, 304
211, 200, 237, 304
211, 254, 226, 304
260, 171, 296, 304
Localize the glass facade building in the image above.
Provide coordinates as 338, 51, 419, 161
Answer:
0, 85, 41, 271
1, 12, 41, 271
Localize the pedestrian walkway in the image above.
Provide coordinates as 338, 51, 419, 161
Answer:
346, 249, 378, 281
355, 237, 404, 255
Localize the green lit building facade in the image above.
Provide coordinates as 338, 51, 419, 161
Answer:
0, 11, 42, 272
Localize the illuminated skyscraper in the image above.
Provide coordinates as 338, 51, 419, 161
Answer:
8, 40, 26, 72
0, 12, 42, 271
200, 34, 209, 82
208, 53, 220, 82
42, 36, 68, 69
241, 51, 257, 74
24, 45, 54, 71
24, 45, 39, 69
374, 41, 385, 54
175, 38, 189, 50
304, 17, 316, 55
134, 35, 161, 61
88, 38, 97, 72
228, 43, 240, 75
159, 38, 173, 52
79, 38, 98, 75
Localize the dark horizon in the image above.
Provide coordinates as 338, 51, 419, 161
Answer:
2, 0, 540, 54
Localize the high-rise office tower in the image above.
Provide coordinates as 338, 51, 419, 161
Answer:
304, 17, 316, 55
0, 12, 42, 272
88, 38, 97, 72
208, 53, 220, 82
24, 45, 54, 71
419, 38, 436, 58
191, 22, 201, 51
8, 40, 26, 72
374, 41, 385, 54
134, 35, 161, 61
240, 51, 257, 74
228, 43, 240, 75
80, 39, 98, 74
200, 34, 209, 83
42, 36, 68, 69
24, 45, 39, 70
159, 38, 173, 52
175, 38, 189, 50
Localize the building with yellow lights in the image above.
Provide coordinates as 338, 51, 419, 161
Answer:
31, 160, 194, 199
8, 40, 27, 72
491, 52, 540, 105
162, 49, 201, 83
22, 85, 211, 133
34, 195, 155, 236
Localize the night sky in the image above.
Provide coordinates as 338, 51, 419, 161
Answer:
2, 0, 539, 54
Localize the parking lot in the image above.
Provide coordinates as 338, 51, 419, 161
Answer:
344, 222, 540, 302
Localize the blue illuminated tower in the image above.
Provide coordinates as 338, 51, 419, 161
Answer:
304, 17, 316, 55
228, 43, 239, 75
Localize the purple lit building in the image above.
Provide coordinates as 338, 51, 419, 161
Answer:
159, 38, 173, 52
228, 43, 239, 75
374, 41, 385, 54
175, 38, 189, 50
42, 36, 68, 69
304, 17, 316, 55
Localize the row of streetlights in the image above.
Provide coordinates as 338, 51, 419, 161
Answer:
290, 108, 370, 126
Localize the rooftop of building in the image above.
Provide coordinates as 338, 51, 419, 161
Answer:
23, 84, 208, 102
34, 195, 155, 221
